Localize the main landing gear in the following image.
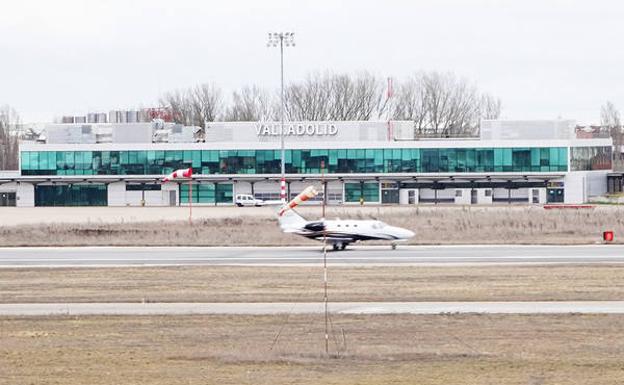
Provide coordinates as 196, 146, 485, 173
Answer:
332, 242, 348, 251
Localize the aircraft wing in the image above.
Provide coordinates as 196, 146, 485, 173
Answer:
323, 236, 356, 243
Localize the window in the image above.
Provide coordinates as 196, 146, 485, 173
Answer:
126, 184, 161, 191
20, 147, 570, 176
344, 182, 379, 203
485, 190, 492, 197
455, 190, 463, 197
35, 184, 107, 206
570, 146, 611, 171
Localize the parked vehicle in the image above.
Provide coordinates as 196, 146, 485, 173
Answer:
235, 194, 265, 207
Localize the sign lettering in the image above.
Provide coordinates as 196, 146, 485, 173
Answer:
255, 123, 338, 137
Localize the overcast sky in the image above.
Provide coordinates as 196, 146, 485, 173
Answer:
0, 0, 622, 124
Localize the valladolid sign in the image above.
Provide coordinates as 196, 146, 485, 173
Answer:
256, 122, 338, 137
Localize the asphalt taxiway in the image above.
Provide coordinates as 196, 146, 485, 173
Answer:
2, 301, 624, 316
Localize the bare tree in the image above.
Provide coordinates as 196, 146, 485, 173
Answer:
159, 89, 193, 125
329, 72, 388, 120
225, 85, 276, 121
190, 83, 223, 125
158, 71, 500, 135
390, 71, 500, 137
283, 72, 389, 121
601, 101, 622, 170
283, 73, 334, 121
480, 94, 502, 120
160, 83, 223, 128
423, 72, 481, 136
0, 105, 20, 170
390, 75, 428, 133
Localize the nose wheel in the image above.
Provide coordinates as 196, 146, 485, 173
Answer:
391, 243, 397, 250
332, 243, 348, 251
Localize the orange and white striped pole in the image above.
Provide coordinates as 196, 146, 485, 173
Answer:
280, 177, 287, 203
278, 185, 318, 216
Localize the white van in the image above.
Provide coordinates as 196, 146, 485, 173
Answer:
235, 194, 265, 207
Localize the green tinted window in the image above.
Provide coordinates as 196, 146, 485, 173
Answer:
35, 184, 107, 206
20, 147, 570, 176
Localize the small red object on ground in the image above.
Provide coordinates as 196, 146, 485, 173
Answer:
603, 231, 614, 242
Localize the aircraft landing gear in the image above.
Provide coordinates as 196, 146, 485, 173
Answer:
332, 243, 348, 251
391, 243, 397, 250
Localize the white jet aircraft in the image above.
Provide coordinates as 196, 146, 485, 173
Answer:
277, 186, 415, 251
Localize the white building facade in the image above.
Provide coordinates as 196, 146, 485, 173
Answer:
0, 120, 613, 207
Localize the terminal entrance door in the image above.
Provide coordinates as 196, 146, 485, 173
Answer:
381, 182, 399, 204
470, 189, 477, 204
169, 191, 176, 206
547, 188, 564, 203
0, 192, 16, 206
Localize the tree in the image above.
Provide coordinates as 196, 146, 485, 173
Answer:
479, 94, 502, 120
225, 85, 276, 121
283, 72, 389, 121
159, 83, 223, 128
158, 71, 501, 137
390, 71, 500, 137
0, 105, 20, 170
601, 101, 622, 170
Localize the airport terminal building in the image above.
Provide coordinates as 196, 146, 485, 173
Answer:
0, 119, 613, 207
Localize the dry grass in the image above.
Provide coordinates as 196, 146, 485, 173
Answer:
2, 313, 624, 384
3, 265, 624, 303
1, 205, 624, 246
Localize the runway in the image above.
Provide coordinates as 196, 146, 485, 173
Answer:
1, 245, 623, 267
2, 301, 624, 316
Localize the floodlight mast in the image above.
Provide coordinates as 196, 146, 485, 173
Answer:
267, 32, 295, 203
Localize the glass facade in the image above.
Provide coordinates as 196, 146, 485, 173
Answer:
20, 147, 569, 176
34, 184, 107, 206
570, 146, 612, 171
344, 182, 380, 203
180, 183, 233, 204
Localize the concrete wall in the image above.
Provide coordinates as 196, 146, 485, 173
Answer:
564, 171, 608, 204
454, 188, 472, 205
399, 189, 419, 205
0, 182, 18, 193
107, 182, 126, 206
108, 182, 177, 207
15, 183, 34, 207
477, 188, 493, 204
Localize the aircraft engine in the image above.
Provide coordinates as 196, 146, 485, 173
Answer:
304, 221, 326, 232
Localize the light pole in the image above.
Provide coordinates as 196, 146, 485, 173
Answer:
267, 32, 295, 203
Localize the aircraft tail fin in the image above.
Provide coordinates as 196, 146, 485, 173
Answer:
277, 185, 318, 232
278, 208, 307, 232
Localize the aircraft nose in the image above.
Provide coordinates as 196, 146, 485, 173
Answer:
394, 227, 415, 239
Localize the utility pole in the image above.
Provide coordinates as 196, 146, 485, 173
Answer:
267, 32, 295, 203
321, 160, 329, 355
